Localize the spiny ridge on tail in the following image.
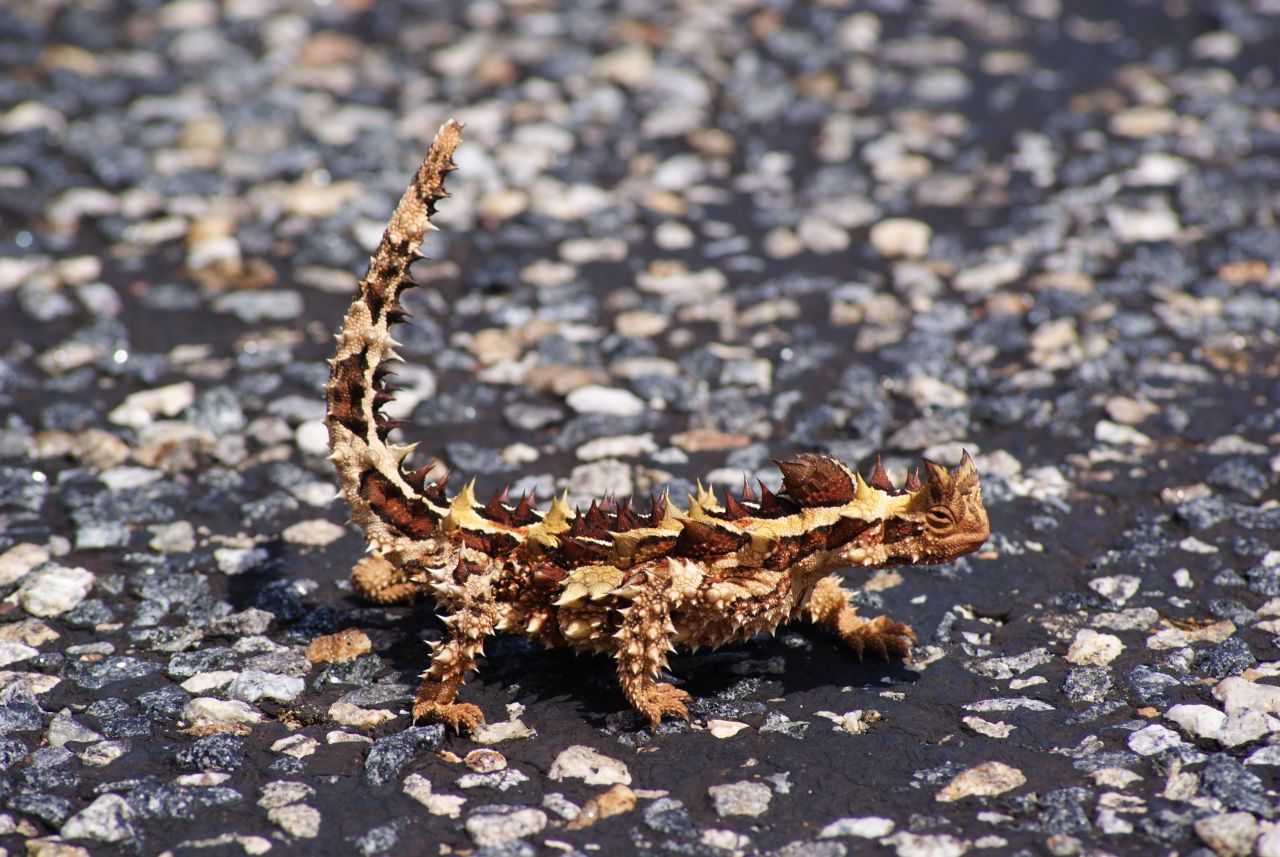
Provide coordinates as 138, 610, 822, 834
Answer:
324, 120, 463, 553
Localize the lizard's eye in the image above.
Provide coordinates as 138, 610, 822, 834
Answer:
926, 506, 955, 531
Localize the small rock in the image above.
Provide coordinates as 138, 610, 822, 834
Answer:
0, 640, 39, 668
1109, 105, 1178, 138
403, 773, 466, 818
707, 719, 749, 738
228, 670, 305, 704
107, 382, 197, 428
815, 709, 882, 735
708, 781, 772, 817
181, 671, 236, 694
60, 794, 133, 843
214, 547, 269, 576
1200, 637, 1256, 679
47, 711, 102, 747
548, 745, 631, 785
818, 816, 895, 839
565, 385, 646, 417
365, 726, 442, 787
148, 521, 196, 554
281, 519, 346, 547
268, 804, 320, 838
306, 629, 372, 664
271, 735, 318, 760
961, 716, 1015, 738
1128, 723, 1183, 756
463, 749, 507, 773
258, 781, 315, 809
1193, 811, 1259, 857
470, 710, 536, 745
177, 734, 245, 772
575, 434, 658, 461
294, 421, 329, 457
19, 565, 94, 618
1218, 710, 1275, 748
1215, 678, 1280, 715
884, 832, 968, 857
1095, 420, 1152, 446
77, 740, 128, 767
1106, 204, 1180, 243
1258, 826, 1280, 857
1088, 575, 1140, 605
328, 701, 395, 730
465, 806, 547, 847
936, 762, 1026, 802
181, 697, 263, 732
1065, 630, 1123, 666
0, 543, 50, 586
1202, 753, 1272, 816
1165, 704, 1226, 741
869, 218, 931, 258
566, 784, 637, 830
568, 459, 633, 499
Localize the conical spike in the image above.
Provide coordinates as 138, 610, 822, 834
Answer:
869, 456, 895, 493
905, 467, 922, 493
483, 489, 509, 523
921, 459, 950, 489
853, 472, 876, 502
952, 450, 979, 491
513, 491, 535, 523
741, 478, 757, 502
648, 492, 669, 527
694, 480, 718, 511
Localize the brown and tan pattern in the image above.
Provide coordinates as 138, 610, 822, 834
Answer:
324, 121, 991, 732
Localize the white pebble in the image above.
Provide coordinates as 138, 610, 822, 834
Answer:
548, 745, 631, 785
19, 564, 94, 617
869, 218, 931, 258
565, 385, 646, 417
1065, 629, 1123, 666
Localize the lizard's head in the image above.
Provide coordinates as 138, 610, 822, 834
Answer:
834, 451, 989, 568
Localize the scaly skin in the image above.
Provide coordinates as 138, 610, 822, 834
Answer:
325, 121, 991, 732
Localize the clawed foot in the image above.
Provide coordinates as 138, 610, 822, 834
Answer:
844, 616, 915, 661
635, 682, 692, 728
413, 699, 485, 733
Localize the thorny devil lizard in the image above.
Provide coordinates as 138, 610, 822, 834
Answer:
325, 120, 990, 734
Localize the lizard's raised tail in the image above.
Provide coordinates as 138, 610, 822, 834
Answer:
324, 120, 462, 556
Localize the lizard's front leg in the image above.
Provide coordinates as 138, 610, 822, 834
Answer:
802, 575, 914, 659
413, 571, 502, 733
613, 577, 689, 728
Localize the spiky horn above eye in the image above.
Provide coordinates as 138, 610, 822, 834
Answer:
951, 449, 979, 492
921, 459, 951, 491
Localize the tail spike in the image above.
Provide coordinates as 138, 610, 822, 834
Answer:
375, 418, 409, 439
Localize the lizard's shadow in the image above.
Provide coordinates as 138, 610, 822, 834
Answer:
369, 616, 921, 729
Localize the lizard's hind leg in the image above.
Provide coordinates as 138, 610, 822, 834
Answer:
613, 577, 690, 728
412, 565, 502, 733
802, 575, 914, 659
